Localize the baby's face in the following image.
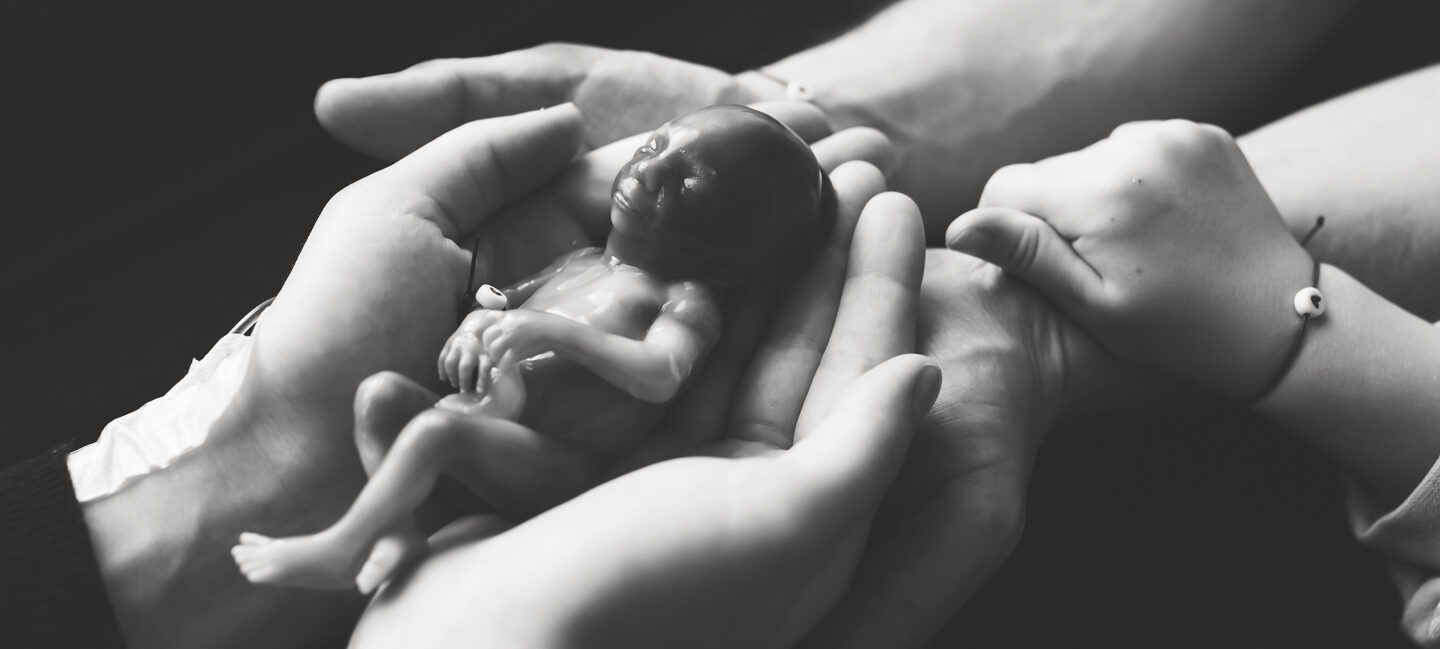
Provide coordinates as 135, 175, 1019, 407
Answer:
607, 105, 827, 287
609, 110, 730, 250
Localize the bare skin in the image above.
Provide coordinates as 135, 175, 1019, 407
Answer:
232, 106, 829, 593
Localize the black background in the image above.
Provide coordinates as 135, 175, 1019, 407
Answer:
4, 1, 1437, 646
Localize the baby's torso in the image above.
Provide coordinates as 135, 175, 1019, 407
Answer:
515, 249, 673, 461
521, 250, 668, 338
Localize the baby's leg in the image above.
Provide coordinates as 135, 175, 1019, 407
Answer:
353, 371, 441, 475
233, 409, 484, 591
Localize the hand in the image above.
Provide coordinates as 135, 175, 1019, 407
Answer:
947, 119, 1313, 399
438, 310, 561, 392
87, 97, 889, 648
314, 43, 781, 161
794, 248, 1164, 648
352, 180, 932, 649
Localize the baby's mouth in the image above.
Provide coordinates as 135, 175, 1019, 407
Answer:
612, 176, 657, 221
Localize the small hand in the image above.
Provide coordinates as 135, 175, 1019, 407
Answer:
439, 310, 563, 392
947, 119, 1313, 399
477, 310, 560, 373
438, 310, 502, 391
314, 43, 776, 161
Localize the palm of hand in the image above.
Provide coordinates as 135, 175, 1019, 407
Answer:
351, 169, 928, 649
793, 249, 1162, 648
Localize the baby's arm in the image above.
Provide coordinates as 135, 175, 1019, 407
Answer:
444, 248, 597, 388
473, 281, 722, 403
947, 119, 1440, 505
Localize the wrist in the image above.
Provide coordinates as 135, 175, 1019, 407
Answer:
85, 399, 367, 647
1252, 263, 1440, 504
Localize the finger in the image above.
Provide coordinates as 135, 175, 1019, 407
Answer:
457, 354, 478, 393
945, 206, 1105, 310
810, 127, 896, 177
746, 100, 832, 144
794, 192, 926, 441
783, 355, 940, 518
437, 341, 451, 382
797, 460, 1027, 649
315, 45, 605, 160
360, 104, 585, 241
408, 411, 596, 520
477, 355, 494, 392
443, 347, 462, 389
728, 161, 885, 447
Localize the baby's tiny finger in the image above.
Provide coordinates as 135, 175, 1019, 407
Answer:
438, 342, 452, 381
458, 354, 478, 393
442, 349, 460, 388
478, 355, 494, 392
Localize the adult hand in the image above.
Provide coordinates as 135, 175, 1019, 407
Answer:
314, 43, 782, 161
91, 99, 889, 649
352, 181, 931, 648
796, 249, 1169, 648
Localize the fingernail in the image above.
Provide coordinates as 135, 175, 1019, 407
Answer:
912, 362, 942, 416
946, 228, 991, 256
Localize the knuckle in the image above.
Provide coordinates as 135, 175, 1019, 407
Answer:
978, 163, 1034, 207
406, 57, 461, 73
1008, 222, 1045, 274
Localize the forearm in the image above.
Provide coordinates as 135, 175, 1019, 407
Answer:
1241, 64, 1440, 319
746, 0, 1351, 234
550, 325, 690, 404
85, 401, 368, 649
1254, 264, 1440, 507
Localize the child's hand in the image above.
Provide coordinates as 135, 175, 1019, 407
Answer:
946, 120, 1314, 399
438, 310, 563, 392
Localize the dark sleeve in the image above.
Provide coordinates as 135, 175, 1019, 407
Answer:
0, 445, 127, 648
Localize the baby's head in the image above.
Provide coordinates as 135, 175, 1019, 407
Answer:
606, 105, 836, 290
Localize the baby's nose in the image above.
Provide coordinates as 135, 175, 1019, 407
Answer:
634, 157, 673, 194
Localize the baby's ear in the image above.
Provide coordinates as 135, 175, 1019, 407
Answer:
945, 207, 1103, 311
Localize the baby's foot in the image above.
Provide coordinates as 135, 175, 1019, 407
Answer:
231, 531, 367, 590
354, 525, 428, 595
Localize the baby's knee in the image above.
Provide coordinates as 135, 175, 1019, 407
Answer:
355, 371, 412, 407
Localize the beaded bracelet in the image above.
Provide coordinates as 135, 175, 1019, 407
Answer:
1242, 217, 1328, 405
1241, 259, 1324, 405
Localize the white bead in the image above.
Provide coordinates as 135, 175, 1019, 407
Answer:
1293, 287, 1325, 317
474, 284, 508, 310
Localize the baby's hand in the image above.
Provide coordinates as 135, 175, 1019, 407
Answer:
438, 309, 564, 392
946, 120, 1314, 399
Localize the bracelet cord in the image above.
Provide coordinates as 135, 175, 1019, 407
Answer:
1242, 258, 1322, 405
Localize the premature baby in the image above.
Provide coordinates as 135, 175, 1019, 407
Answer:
232, 105, 836, 593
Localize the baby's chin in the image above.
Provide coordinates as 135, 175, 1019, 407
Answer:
609, 204, 648, 237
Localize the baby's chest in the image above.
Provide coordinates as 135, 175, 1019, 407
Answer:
524, 267, 665, 338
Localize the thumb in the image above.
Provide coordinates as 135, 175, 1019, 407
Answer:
315, 45, 605, 160
783, 354, 940, 520
946, 206, 1104, 310
355, 104, 584, 240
